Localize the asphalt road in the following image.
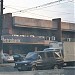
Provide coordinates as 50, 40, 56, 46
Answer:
0, 70, 64, 75
0, 63, 64, 75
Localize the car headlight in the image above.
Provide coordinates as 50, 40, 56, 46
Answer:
15, 63, 17, 66
24, 64, 27, 66
64, 63, 67, 66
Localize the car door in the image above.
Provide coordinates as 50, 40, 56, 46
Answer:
46, 51, 56, 69
36, 52, 47, 69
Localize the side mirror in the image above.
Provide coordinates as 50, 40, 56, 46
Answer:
38, 55, 42, 59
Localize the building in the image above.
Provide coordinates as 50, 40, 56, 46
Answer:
2, 13, 75, 54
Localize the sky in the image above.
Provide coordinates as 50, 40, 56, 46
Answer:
3, 0, 75, 23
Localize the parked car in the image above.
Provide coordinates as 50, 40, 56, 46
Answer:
14, 50, 64, 71
7, 55, 14, 63
2, 53, 14, 63
13, 54, 25, 62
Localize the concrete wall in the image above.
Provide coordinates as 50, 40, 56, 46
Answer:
52, 18, 62, 42
61, 22, 75, 31
3, 13, 12, 34
13, 16, 57, 29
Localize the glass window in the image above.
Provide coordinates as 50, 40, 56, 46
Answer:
47, 52, 54, 57
39, 52, 45, 59
25, 52, 38, 60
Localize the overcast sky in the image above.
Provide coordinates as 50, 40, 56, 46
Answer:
3, 0, 75, 23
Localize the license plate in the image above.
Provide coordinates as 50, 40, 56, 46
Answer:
18, 67, 21, 69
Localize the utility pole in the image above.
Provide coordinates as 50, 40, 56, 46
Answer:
0, 0, 3, 64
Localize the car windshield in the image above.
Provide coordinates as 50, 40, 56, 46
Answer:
25, 52, 38, 60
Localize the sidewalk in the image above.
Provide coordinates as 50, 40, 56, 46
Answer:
0, 63, 17, 72
0, 64, 10, 67
0, 63, 15, 68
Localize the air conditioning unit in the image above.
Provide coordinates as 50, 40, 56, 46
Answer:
67, 38, 71, 42
51, 36, 55, 41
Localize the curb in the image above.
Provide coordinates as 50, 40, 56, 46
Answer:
0, 64, 11, 67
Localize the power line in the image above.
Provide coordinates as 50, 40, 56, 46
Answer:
14, 9, 74, 20
39, 9, 73, 14
6, 0, 64, 13
26, 1, 74, 14
3, 5, 20, 11
4, 2, 73, 20
4, 0, 73, 15
36, 1, 74, 15
4, 0, 74, 19
3, 0, 74, 23
5, 5, 72, 15
13, 11, 75, 23
13, 11, 53, 19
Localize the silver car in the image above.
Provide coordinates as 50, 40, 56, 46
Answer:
2, 53, 14, 63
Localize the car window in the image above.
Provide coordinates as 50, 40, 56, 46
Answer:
39, 52, 45, 59
25, 52, 38, 60
55, 49, 61, 51
13, 55, 19, 57
46, 52, 54, 57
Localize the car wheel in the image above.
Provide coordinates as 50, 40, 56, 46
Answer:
31, 66, 36, 71
18, 69, 22, 71
17, 67, 22, 71
53, 65, 59, 69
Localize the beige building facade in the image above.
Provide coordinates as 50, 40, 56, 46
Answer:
2, 13, 75, 54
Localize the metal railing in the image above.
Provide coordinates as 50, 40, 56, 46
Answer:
62, 38, 75, 42
2, 35, 45, 43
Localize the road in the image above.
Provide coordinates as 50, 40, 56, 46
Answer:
0, 63, 64, 75
0, 70, 64, 75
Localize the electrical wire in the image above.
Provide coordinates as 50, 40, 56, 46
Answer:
3, 5, 20, 11
13, 2, 74, 17
4, 0, 74, 15
3, 0, 74, 23
13, 10, 74, 23
18, 11, 53, 19
12, 11, 73, 23
4, 0, 64, 13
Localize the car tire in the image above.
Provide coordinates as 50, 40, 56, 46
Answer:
18, 69, 22, 71
31, 66, 36, 71
53, 65, 59, 69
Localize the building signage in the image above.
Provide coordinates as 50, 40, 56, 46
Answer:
2, 38, 20, 43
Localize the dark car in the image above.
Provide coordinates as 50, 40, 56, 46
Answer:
13, 54, 25, 62
14, 50, 64, 71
